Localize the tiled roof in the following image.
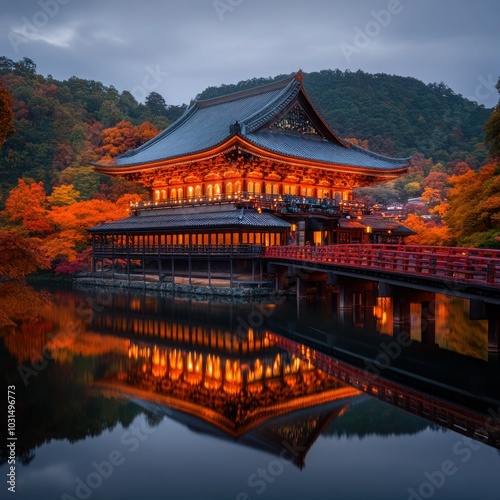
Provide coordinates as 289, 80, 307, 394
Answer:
114, 77, 300, 167
104, 74, 410, 171
339, 216, 416, 235
246, 131, 408, 170
88, 208, 290, 233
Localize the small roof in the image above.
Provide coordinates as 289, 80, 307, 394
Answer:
88, 207, 290, 234
339, 215, 416, 235
97, 72, 410, 173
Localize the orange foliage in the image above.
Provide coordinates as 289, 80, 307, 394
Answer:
43, 194, 139, 264
404, 214, 451, 246
97, 120, 159, 159
2, 178, 54, 235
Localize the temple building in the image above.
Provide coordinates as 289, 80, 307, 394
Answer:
89, 71, 412, 284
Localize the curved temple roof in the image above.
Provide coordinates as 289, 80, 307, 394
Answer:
97, 72, 410, 172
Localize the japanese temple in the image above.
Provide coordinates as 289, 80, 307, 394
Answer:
89, 71, 413, 286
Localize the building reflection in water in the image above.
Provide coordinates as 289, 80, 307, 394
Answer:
1, 284, 499, 471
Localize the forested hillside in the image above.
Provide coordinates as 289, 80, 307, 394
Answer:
0, 56, 186, 202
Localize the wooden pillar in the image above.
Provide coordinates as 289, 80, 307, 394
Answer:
171, 252, 175, 285
111, 236, 115, 279
126, 233, 130, 283
208, 253, 211, 287
142, 244, 145, 281
188, 252, 192, 285
230, 247, 233, 287
91, 234, 96, 274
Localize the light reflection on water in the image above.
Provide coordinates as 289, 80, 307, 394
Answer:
1, 285, 499, 500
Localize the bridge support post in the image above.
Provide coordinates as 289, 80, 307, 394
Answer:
421, 301, 437, 346
488, 313, 500, 362
296, 276, 307, 299
393, 298, 411, 335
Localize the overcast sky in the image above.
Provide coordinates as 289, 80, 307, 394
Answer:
1, 0, 499, 107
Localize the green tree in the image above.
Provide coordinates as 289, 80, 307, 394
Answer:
484, 77, 500, 159
48, 184, 80, 206
145, 91, 168, 116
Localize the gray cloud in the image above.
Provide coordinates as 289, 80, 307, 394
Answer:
0, 0, 498, 107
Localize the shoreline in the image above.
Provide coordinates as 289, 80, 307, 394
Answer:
73, 276, 285, 299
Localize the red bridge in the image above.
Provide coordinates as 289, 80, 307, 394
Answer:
264, 244, 500, 299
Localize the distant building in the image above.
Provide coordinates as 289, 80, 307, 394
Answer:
89, 72, 412, 284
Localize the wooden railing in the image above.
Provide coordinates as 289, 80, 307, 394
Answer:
270, 332, 500, 447
93, 243, 263, 256
264, 244, 500, 287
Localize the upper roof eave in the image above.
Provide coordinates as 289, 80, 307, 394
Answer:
93, 134, 410, 176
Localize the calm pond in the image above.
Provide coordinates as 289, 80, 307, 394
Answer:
1, 284, 500, 500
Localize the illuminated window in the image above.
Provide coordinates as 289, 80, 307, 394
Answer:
195, 185, 202, 197
255, 182, 262, 195
226, 182, 233, 197
248, 181, 254, 195
265, 183, 272, 195
206, 185, 213, 198
272, 184, 279, 195
234, 181, 241, 194
306, 187, 314, 197
214, 184, 221, 198
177, 187, 183, 199
187, 186, 194, 198
170, 188, 177, 200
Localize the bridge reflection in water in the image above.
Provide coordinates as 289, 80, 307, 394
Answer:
83, 286, 500, 455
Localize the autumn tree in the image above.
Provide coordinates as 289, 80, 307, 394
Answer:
404, 214, 451, 246
44, 194, 141, 267
420, 171, 450, 201
484, 77, 500, 159
0, 79, 14, 147
2, 178, 53, 235
48, 184, 80, 206
97, 120, 159, 159
445, 164, 500, 247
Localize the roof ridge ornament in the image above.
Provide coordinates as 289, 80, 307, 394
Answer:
229, 121, 241, 134
296, 69, 304, 82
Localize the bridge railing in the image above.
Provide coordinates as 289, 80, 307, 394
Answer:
263, 244, 500, 287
